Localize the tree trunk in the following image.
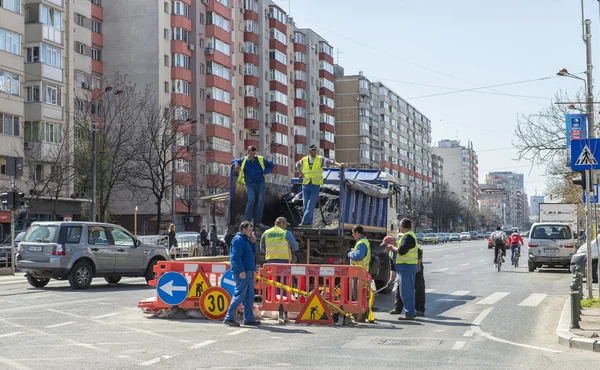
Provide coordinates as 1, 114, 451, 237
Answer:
155, 200, 162, 235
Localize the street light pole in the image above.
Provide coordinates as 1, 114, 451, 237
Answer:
91, 122, 97, 222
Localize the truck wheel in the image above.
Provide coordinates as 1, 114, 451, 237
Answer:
104, 277, 122, 285
27, 275, 50, 288
528, 261, 536, 272
375, 279, 393, 294
68, 261, 94, 289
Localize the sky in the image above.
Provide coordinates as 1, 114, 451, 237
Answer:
273, 0, 600, 199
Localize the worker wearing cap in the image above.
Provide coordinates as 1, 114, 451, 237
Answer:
260, 217, 299, 264
295, 144, 345, 227
232, 146, 275, 228
382, 218, 419, 320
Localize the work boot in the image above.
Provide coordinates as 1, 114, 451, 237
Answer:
397, 314, 416, 320
416, 311, 425, 317
223, 320, 240, 327
243, 320, 261, 326
389, 308, 402, 314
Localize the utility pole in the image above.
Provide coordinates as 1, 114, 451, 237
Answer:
91, 122, 97, 222
584, 19, 595, 298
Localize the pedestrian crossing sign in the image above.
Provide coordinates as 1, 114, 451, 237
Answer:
187, 270, 212, 299
295, 290, 334, 325
571, 139, 600, 170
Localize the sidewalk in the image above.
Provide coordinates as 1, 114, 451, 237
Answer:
556, 286, 600, 352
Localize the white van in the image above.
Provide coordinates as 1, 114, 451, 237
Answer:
527, 222, 576, 272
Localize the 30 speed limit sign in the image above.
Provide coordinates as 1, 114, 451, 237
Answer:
200, 287, 231, 320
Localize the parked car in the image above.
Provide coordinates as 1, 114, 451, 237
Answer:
437, 233, 448, 243
0, 231, 26, 268
527, 222, 576, 272
570, 240, 598, 283
477, 232, 485, 239
468, 231, 478, 240
423, 233, 439, 244
520, 231, 529, 238
460, 232, 471, 241
449, 233, 461, 242
16, 222, 170, 289
415, 233, 424, 243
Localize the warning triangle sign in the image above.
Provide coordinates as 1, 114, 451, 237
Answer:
575, 145, 598, 165
187, 270, 212, 298
295, 290, 334, 325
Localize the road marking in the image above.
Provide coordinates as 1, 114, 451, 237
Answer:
461, 263, 470, 266
477, 292, 510, 305
139, 358, 162, 366
463, 330, 474, 337
0, 332, 22, 338
434, 268, 449, 272
443, 255, 451, 257
45, 321, 75, 328
472, 307, 493, 326
518, 293, 547, 307
478, 259, 485, 263
189, 340, 217, 349
450, 290, 471, 296
227, 328, 249, 336
452, 341, 466, 350
0, 356, 33, 370
22, 293, 55, 300
425, 289, 435, 293
270, 336, 283, 339
92, 312, 119, 319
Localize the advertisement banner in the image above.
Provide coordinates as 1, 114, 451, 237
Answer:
566, 113, 587, 145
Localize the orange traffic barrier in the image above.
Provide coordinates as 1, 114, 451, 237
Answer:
257, 264, 372, 315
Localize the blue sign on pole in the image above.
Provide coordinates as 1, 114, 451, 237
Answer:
583, 184, 599, 204
570, 139, 600, 170
219, 269, 237, 297
566, 114, 587, 145
157, 271, 189, 306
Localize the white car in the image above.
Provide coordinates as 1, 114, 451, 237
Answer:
460, 232, 471, 241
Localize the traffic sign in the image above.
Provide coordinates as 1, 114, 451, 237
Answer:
188, 269, 211, 298
200, 286, 231, 320
566, 114, 587, 145
157, 272, 189, 306
583, 184, 599, 204
571, 139, 600, 170
295, 290, 333, 325
219, 269, 237, 297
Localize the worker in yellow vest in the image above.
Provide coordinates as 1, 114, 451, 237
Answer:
294, 144, 345, 227
232, 145, 274, 228
348, 225, 371, 271
383, 218, 419, 320
260, 217, 299, 264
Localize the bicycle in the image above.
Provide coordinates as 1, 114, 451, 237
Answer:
497, 253, 502, 272
512, 248, 520, 268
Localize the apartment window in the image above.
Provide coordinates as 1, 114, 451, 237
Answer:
164, 54, 169, 66
1, 0, 21, 13
173, 106, 190, 120
172, 1, 191, 18
76, 42, 85, 55
91, 0, 101, 5
246, 106, 258, 119
207, 87, 231, 103
319, 42, 334, 57
269, 50, 287, 64
25, 84, 40, 102
29, 122, 62, 144
75, 13, 85, 26
41, 5, 62, 30
245, 20, 258, 33
216, 0, 230, 6
172, 53, 190, 69
44, 83, 62, 105
269, 90, 288, 105
319, 95, 334, 109
198, 63, 204, 74
294, 107, 306, 118
207, 37, 230, 56
244, 63, 258, 76
269, 7, 287, 23
274, 132, 288, 146
199, 88, 204, 99
244, 85, 258, 97
270, 112, 288, 126
293, 32, 305, 44
294, 52, 305, 63
164, 81, 169, 93
269, 70, 287, 85
177, 132, 190, 147
206, 112, 231, 128
0, 71, 20, 96
294, 70, 306, 81
198, 38, 204, 48
91, 48, 101, 61
164, 28, 169, 39
0, 28, 21, 55
199, 13, 204, 24
175, 159, 191, 173
176, 185, 190, 200
295, 88, 306, 100
207, 62, 231, 80
320, 78, 334, 92
319, 60, 334, 74
92, 21, 101, 33
172, 79, 190, 95
269, 28, 287, 45
0, 113, 20, 137
208, 12, 231, 32
244, 41, 257, 55
172, 27, 190, 42
206, 162, 230, 176
164, 1, 169, 13
207, 137, 232, 153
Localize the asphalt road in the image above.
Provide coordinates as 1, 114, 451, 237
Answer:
0, 240, 597, 370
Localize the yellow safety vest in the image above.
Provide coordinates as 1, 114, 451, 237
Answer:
395, 231, 419, 264
350, 237, 371, 271
237, 156, 265, 184
264, 226, 290, 261
301, 156, 323, 185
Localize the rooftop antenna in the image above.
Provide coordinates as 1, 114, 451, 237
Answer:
336, 48, 343, 64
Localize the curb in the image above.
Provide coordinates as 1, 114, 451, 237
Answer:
556, 296, 600, 352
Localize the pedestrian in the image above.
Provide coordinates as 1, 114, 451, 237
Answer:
200, 225, 209, 256
209, 224, 218, 256
383, 218, 419, 320
167, 223, 178, 260
232, 146, 275, 228
385, 235, 426, 316
295, 144, 345, 227
223, 221, 261, 327
260, 217, 299, 263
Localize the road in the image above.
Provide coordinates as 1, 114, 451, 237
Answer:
0, 239, 597, 370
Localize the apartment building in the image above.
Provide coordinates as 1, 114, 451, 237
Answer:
431, 153, 444, 191
530, 195, 544, 217
433, 139, 479, 206
485, 171, 527, 228
334, 73, 434, 208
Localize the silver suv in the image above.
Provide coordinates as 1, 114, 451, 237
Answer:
527, 222, 576, 272
16, 222, 170, 289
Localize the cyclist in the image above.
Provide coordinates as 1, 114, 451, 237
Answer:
509, 228, 524, 265
491, 226, 509, 268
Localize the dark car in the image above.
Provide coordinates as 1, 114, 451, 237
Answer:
0, 232, 26, 268
570, 240, 598, 283
415, 233, 424, 243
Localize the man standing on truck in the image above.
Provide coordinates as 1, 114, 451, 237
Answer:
260, 217, 299, 263
232, 145, 275, 228
295, 144, 345, 227
384, 218, 419, 320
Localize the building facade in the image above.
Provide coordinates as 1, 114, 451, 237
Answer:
530, 195, 544, 217
485, 171, 527, 228
433, 139, 479, 206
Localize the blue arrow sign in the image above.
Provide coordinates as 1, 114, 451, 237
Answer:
583, 184, 599, 204
157, 271, 189, 306
219, 269, 237, 297
571, 139, 600, 170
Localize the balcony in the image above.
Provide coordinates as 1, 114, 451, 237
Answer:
25, 63, 63, 83
24, 102, 64, 122
244, 119, 259, 130
92, 60, 103, 74
23, 141, 61, 162
25, 23, 63, 45
244, 139, 259, 149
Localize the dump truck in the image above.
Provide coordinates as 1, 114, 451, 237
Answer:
226, 168, 403, 294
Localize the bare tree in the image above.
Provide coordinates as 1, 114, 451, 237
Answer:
197, 173, 230, 225
73, 75, 149, 222
130, 104, 199, 234
430, 183, 463, 232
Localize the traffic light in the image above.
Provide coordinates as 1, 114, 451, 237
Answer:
0, 191, 25, 210
572, 170, 587, 189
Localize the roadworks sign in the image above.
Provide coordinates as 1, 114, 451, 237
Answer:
295, 290, 334, 325
188, 270, 212, 299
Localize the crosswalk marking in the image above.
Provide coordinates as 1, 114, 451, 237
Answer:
461, 263, 470, 266
477, 292, 510, 305
452, 341, 467, 350
425, 289, 435, 293
450, 290, 471, 296
518, 293, 547, 307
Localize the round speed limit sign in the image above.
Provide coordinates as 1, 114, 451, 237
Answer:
200, 287, 231, 320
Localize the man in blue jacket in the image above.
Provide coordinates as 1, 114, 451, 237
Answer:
232, 146, 275, 228
223, 221, 261, 327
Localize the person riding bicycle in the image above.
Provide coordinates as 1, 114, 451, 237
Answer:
491, 226, 509, 268
509, 228, 524, 265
